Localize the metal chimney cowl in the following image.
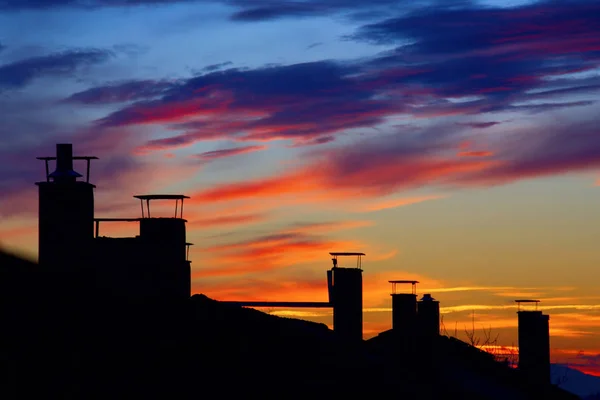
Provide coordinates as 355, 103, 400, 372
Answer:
48, 144, 82, 182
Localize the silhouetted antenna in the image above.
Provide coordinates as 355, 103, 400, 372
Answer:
133, 194, 190, 219
515, 299, 540, 311
37, 143, 98, 183
389, 280, 419, 295
329, 252, 365, 269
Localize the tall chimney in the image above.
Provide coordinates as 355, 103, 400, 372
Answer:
329, 253, 364, 343
516, 300, 550, 386
36, 143, 96, 269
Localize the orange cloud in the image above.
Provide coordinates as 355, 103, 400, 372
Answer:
549, 327, 592, 338
361, 194, 445, 212
286, 220, 374, 234
440, 304, 516, 314
191, 154, 499, 206
361, 271, 444, 308
493, 291, 544, 298
188, 213, 266, 229
458, 150, 494, 157
193, 230, 362, 278
369, 249, 398, 262
194, 276, 329, 303
435, 302, 600, 315
191, 170, 316, 203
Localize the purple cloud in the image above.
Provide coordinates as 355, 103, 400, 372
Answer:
456, 122, 501, 129
0, 49, 112, 90
62, 80, 173, 104
194, 145, 267, 160
3, 0, 599, 216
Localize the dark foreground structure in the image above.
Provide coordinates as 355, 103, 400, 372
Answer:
0, 144, 580, 399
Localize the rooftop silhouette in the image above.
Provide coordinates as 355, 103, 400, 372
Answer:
0, 143, 581, 399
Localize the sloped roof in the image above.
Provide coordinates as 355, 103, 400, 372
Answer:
366, 330, 580, 400
0, 249, 581, 398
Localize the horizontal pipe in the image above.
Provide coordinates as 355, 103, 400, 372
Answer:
221, 301, 332, 308
94, 218, 141, 222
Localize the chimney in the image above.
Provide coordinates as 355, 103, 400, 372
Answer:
389, 280, 418, 336
417, 293, 440, 337
516, 300, 550, 386
36, 143, 96, 268
329, 252, 364, 343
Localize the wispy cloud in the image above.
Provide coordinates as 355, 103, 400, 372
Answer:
193, 145, 268, 161
0, 49, 113, 90
458, 150, 494, 158
456, 122, 501, 129
286, 220, 374, 234
194, 230, 362, 277
361, 195, 446, 212
306, 42, 323, 50
188, 213, 266, 229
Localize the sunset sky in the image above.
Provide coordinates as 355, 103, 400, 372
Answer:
1, 0, 599, 375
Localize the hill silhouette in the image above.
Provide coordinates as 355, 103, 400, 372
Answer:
552, 364, 600, 398
0, 247, 581, 399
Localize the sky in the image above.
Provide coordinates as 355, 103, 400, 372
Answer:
0, 0, 599, 376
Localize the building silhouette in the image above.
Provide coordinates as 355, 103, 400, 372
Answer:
0, 142, 576, 398
329, 252, 364, 342
36, 143, 191, 303
516, 299, 551, 386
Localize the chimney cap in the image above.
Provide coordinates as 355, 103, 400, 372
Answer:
134, 194, 190, 219
329, 252, 365, 269
389, 280, 418, 295
48, 169, 82, 178
36, 143, 98, 183
420, 293, 436, 301
515, 299, 540, 311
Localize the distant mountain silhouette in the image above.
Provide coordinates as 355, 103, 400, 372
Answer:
553, 364, 600, 398
0, 248, 580, 399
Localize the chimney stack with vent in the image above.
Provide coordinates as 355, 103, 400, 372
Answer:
329, 252, 364, 343
36, 144, 97, 269
417, 293, 440, 337
516, 300, 550, 386
389, 280, 418, 337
